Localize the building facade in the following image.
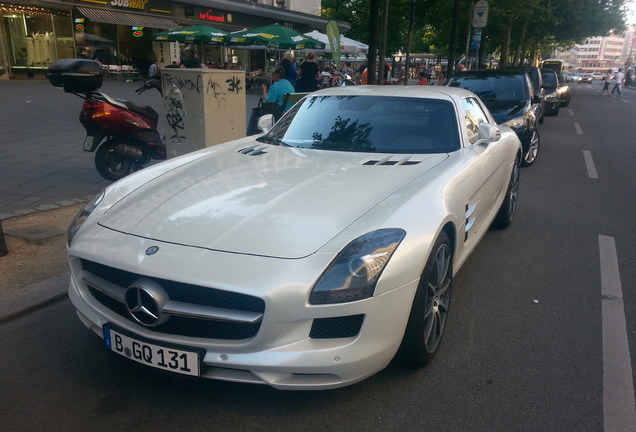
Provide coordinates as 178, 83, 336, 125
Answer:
551, 27, 635, 73
0, 0, 344, 79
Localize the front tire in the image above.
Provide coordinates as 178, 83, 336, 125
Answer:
397, 231, 452, 367
95, 138, 133, 181
493, 154, 520, 229
549, 104, 560, 116
521, 128, 540, 167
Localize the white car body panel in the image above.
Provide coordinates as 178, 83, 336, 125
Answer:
67, 85, 522, 390
97, 144, 449, 259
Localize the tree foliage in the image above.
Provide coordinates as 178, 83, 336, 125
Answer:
322, 0, 630, 66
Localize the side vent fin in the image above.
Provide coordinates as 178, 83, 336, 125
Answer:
363, 155, 420, 166
238, 145, 268, 156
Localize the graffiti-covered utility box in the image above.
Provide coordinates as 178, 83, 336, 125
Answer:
160, 68, 246, 158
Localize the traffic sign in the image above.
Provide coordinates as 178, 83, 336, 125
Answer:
473, 0, 489, 28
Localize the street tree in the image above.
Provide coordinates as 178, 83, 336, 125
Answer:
322, 0, 630, 76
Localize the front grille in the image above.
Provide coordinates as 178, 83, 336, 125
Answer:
82, 260, 265, 340
310, 315, 365, 339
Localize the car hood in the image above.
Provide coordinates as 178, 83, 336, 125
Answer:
482, 100, 528, 124
98, 142, 447, 258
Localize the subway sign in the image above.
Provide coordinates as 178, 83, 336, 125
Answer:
110, 0, 149, 11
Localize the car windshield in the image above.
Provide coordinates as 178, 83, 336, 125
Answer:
447, 74, 528, 102
258, 95, 460, 154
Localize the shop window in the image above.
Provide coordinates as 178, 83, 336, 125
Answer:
1, 5, 71, 68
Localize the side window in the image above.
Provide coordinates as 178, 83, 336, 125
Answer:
461, 98, 490, 144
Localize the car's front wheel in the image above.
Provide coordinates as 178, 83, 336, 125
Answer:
549, 104, 560, 116
560, 93, 571, 107
397, 231, 452, 367
493, 154, 520, 229
521, 129, 540, 167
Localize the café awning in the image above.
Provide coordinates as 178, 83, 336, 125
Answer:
77, 6, 180, 30
304, 30, 368, 54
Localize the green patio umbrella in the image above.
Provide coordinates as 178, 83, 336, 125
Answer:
224, 24, 326, 50
152, 25, 227, 44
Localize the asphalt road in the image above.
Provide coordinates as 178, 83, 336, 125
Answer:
0, 80, 634, 431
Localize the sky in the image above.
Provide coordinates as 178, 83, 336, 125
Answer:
629, 0, 636, 25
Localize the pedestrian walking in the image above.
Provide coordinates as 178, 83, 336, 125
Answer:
425, 66, 432, 81
600, 69, 612, 96
625, 69, 633, 88
148, 59, 159, 78
610, 68, 624, 96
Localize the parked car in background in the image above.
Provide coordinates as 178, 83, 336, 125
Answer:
557, 72, 571, 107
540, 68, 561, 116
591, 72, 604, 80
447, 69, 541, 166
578, 74, 593, 84
504, 66, 545, 124
65, 85, 523, 390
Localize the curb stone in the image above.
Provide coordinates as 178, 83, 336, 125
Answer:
0, 272, 69, 324
0, 196, 92, 221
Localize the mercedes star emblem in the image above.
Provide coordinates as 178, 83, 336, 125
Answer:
124, 278, 170, 326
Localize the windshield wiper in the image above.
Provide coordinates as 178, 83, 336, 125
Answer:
256, 136, 292, 147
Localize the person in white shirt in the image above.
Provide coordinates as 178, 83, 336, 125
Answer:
611, 68, 625, 96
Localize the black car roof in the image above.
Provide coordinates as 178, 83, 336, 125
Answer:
449, 69, 529, 81
451, 69, 527, 77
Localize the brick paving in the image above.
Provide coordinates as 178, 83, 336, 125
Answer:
0, 77, 262, 220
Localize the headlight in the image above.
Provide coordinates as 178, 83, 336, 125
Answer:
309, 229, 406, 305
67, 191, 104, 246
502, 117, 525, 130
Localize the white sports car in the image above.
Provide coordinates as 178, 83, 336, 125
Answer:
67, 86, 522, 390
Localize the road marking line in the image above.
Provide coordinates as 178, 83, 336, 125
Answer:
575, 123, 584, 135
569, 109, 574, 116
583, 151, 598, 179
599, 235, 636, 432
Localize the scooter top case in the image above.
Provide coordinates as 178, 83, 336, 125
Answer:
46, 59, 103, 93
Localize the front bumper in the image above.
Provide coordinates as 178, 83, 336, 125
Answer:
67, 232, 419, 390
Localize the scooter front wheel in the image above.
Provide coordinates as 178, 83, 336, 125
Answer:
95, 138, 133, 181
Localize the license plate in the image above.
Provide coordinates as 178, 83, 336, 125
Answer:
83, 136, 94, 151
103, 326, 200, 377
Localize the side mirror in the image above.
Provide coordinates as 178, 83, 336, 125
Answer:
256, 114, 275, 134
475, 123, 501, 145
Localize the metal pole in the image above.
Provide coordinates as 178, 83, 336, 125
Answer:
465, 1, 474, 67
0, 220, 8, 257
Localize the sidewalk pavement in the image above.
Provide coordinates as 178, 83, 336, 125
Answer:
0, 77, 263, 220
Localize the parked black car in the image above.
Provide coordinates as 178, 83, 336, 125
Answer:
447, 69, 540, 167
503, 66, 545, 124
556, 72, 571, 107
540, 68, 560, 116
